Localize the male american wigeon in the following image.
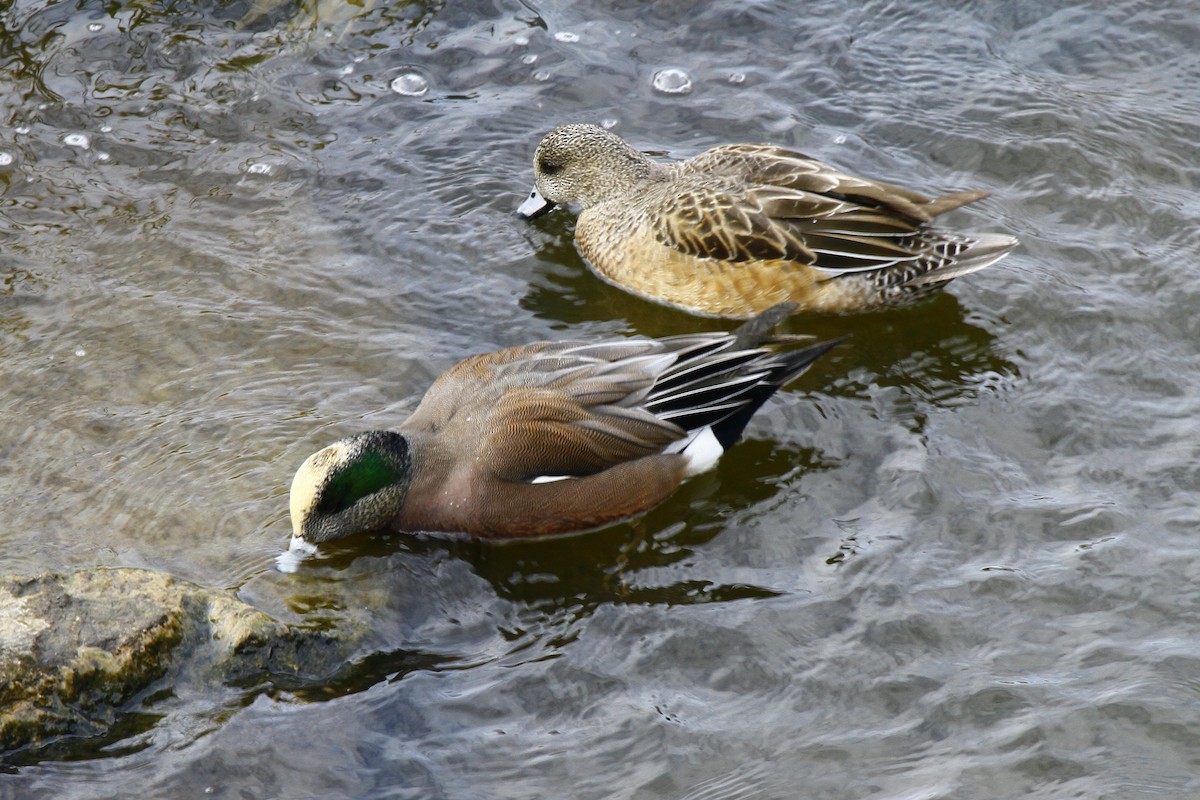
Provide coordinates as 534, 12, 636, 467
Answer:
288, 304, 838, 547
517, 124, 1017, 318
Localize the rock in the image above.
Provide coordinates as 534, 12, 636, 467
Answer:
0, 568, 348, 756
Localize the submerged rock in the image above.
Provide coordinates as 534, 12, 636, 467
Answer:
0, 568, 348, 756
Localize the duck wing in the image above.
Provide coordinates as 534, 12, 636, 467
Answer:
688, 144, 989, 221
402, 339, 688, 483
402, 322, 832, 485
655, 144, 997, 276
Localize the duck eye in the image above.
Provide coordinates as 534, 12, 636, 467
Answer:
539, 159, 562, 176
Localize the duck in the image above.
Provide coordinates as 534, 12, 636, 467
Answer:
288, 303, 838, 546
516, 124, 1017, 319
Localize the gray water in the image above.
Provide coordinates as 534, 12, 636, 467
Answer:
2, 0, 1200, 796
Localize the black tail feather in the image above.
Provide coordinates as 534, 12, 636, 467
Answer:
709, 337, 843, 449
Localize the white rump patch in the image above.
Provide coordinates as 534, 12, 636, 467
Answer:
677, 426, 725, 476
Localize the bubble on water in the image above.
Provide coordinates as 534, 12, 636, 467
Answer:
246, 161, 273, 176
514, 35, 529, 46
533, 69, 551, 82
96, 151, 110, 162
728, 72, 746, 85
338, 64, 354, 77
554, 31, 579, 43
64, 133, 91, 149
652, 68, 693, 95
74, 347, 87, 357
87, 22, 103, 32
601, 118, 619, 129
100, 124, 113, 133
390, 73, 428, 97
0, 153, 12, 167
15, 125, 30, 135
521, 54, 537, 65
833, 134, 847, 145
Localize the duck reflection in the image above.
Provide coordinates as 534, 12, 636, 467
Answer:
522, 223, 1019, 420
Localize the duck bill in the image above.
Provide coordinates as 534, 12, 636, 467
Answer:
516, 188, 556, 219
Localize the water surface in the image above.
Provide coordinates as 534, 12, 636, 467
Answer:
2, 0, 1200, 797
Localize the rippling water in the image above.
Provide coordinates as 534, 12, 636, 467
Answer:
3, 0, 1200, 796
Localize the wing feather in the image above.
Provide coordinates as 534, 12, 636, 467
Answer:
648, 144, 996, 278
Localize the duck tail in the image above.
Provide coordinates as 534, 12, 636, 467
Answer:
920, 189, 992, 217
708, 335, 843, 450
730, 302, 799, 349
909, 232, 1018, 286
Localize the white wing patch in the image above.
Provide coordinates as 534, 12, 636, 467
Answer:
530, 474, 575, 484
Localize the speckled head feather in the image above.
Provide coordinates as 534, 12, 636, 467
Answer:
517, 124, 1018, 318
289, 431, 412, 543
531, 124, 667, 207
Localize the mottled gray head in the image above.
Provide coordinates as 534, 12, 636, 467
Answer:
516, 124, 655, 217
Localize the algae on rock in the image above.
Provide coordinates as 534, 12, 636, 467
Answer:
0, 568, 352, 756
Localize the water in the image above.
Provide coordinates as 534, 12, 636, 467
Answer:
2, 0, 1200, 796
652, 68, 694, 96
390, 72, 430, 97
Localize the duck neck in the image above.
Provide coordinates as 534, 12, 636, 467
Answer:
622, 145, 666, 181
590, 148, 666, 204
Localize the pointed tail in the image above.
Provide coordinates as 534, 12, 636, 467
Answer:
909, 232, 1018, 286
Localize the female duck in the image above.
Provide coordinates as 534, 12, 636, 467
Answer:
517, 124, 1017, 318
